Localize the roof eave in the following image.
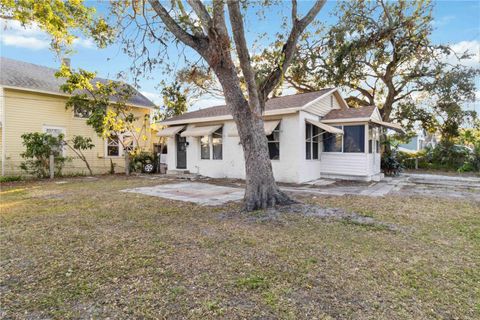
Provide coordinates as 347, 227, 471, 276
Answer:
159, 107, 301, 126
0, 85, 156, 109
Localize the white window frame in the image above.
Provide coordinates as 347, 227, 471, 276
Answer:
305, 123, 320, 160
266, 124, 280, 160
42, 125, 67, 156
104, 132, 136, 158
199, 128, 223, 160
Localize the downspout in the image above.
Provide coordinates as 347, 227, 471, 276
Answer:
1, 86, 5, 176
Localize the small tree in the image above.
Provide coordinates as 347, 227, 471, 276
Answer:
153, 82, 189, 162
20, 132, 67, 178
64, 135, 95, 175
55, 65, 150, 175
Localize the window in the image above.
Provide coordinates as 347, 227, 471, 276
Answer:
43, 126, 66, 156
200, 128, 223, 160
106, 133, 136, 157
267, 124, 280, 160
200, 135, 210, 159
73, 104, 92, 118
368, 125, 374, 153
305, 123, 319, 160
323, 127, 343, 152
212, 128, 223, 160
122, 134, 135, 153
107, 135, 120, 156
343, 125, 365, 153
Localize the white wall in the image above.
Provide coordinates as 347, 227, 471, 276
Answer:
166, 114, 303, 183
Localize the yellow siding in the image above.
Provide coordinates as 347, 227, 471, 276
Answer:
2, 88, 155, 175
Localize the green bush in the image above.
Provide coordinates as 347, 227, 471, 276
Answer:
129, 151, 155, 173
380, 140, 403, 176
0, 175, 22, 183
20, 132, 68, 178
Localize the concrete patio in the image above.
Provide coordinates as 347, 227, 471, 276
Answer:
123, 173, 480, 205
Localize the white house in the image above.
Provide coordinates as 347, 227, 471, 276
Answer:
157, 88, 404, 183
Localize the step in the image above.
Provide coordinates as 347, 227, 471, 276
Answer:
166, 169, 191, 175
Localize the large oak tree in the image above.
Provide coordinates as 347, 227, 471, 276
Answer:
1, 0, 326, 210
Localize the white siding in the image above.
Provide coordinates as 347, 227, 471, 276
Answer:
304, 93, 342, 116
320, 153, 369, 176
166, 114, 302, 183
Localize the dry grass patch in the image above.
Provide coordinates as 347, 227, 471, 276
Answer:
1, 176, 478, 319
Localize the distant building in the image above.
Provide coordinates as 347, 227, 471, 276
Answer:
0, 57, 157, 175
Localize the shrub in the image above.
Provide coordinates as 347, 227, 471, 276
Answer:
381, 139, 403, 176
20, 132, 68, 178
0, 175, 22, 183
130, 151, 155, 173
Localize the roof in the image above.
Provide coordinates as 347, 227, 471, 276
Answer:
164, 89, 334, 123
0, 57, 156, 108
322, 105, 376, 120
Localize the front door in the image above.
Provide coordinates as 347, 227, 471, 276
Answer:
176, 134, 187, 169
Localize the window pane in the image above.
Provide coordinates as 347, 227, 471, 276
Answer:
73, 104, 92, 118
323, 130, 342, 152
306, 142, 311, 159
369, 140, 373, 153
313, 142, 319, 159
107, 136, 120, 156
268, 142, 280, 160
200, 135, 210, 159
212, 128, 223, 160
343, 125, 365, 153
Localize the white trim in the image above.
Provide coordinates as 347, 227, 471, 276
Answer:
42, 125, 67, 156
322, 117, 371, 124
300, 88, 338, 110
1, 85, 155, 110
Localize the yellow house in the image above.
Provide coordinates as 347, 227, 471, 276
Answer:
0, 57, 157, 176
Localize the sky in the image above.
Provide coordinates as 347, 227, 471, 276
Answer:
0, 0, 479, 112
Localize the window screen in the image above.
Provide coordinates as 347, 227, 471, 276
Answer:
323, 127, 343, 152
343, 125, 365, 153
267, 124, 280, 160
200, 135, 210, 159
212, 128, 223, 160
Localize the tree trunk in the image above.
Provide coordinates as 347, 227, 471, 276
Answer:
214, 66, 294, 211
83, 157, 93, 176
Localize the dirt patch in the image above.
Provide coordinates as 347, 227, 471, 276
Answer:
221, 203, 401, 232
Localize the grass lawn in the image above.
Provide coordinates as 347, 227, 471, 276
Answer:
1, 176, 479, 319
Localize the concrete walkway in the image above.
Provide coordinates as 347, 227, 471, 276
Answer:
125, 173, 479, 206
122, 182, 244, 205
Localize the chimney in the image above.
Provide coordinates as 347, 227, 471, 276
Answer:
62, 58, 71, 68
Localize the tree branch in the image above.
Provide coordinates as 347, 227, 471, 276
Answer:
258, 0, 326, 103
186, 0, 212, 33
227, 0, 261, 113
148, 0, 206, 52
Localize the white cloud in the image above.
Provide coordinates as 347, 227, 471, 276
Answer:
0, 18, 96, 51
1, 34, 50, 50
445, 40, 480, 68
141, 91, 163, 105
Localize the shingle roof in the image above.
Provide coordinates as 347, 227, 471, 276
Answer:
0, 57, 155, 108
165, 89, 334, 123
323, 105, 376, 120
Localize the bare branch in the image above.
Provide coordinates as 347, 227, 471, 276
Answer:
258, 0, 326, 102
186, 0, 212, 32
227, 0, 261, 112
147, 0, 206, 52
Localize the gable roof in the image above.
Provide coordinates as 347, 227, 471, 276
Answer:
0, 57, 156, 108
322, 105, 376, 121
163, 89, 335, 124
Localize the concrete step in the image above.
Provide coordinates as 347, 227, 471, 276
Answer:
166, 169, 190, 175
